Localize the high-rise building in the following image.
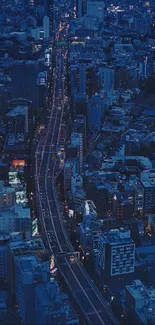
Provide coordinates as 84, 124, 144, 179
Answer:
73, 115, 87, 149
43, 16, 50, 38
87, 0, 104, 22
45, 0, 53, 36
88, 94, 105, 130
0, 235, 10, 284
138, 171, 155, 217
98, 228, 135, 276
64, 160, 77, 198
70, 132, 83, 172
0, 206, 31, 239
9, 236, 46, 299
74, 94, 88, 119
104, 68, 114, 95
10, 60, 40, 113
6, 105, 29, 138
76, 0, 83, 17
15, 255, 49, 325
79, 63, 86, 94
0, 182, 15, 211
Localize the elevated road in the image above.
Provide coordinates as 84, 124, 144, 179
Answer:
35, 48, 119, 325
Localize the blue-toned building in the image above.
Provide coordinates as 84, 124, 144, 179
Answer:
35, 280, 79, 325
15, 255, 49, 325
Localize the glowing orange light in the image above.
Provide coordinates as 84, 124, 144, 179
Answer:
12, 160, 25, 167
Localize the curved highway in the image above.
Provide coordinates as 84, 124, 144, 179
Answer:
35, 47, 119, 325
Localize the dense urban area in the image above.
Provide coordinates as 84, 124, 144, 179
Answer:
0, 0, 155, 324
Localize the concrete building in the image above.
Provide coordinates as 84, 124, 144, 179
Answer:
0, 182, 15, 211
88, 94, 105, 130
0, 206, 31, 239
64, 160, 77, 198
104, 68, 114, 95
79, 63, 86, 94
10, 60, 41, 113
35, 280, 79, 325
0, 290, 7, 323
6, 105, 29, 138
99, 228, 135, 276
15, 255, 49, 325
87, 0, 104, 22
45, 0, 54, 36
74, 93, 88, 119
138, 170, 155, 217
70, 132, 83, 172
0, 235, 10, 284
76, 0, 82, 17
43, 16, 50, 38
9, 236, 46, 299
125, 280, 155, 324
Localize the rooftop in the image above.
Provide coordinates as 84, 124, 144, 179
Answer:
6, 105, 28, 117
103, 228, 134, 246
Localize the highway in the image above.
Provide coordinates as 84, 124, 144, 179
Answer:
35, 47, 119, 325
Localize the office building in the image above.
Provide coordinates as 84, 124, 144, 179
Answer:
148, 214, 155, 234
72, 187, 86, 213
0, 290, 7, 323
45, 0, 53, 36
9, 236, 47, 298
87, 0, 104, 22
125, 280, 155, 324
76, 0, 82, 17
0, 182, 15, 211
43, 16, 50, 38
74, 93, 88, 119
98, 228, 135, 276
6, 105, 29, 138
70, 66, 78, 97
15, 255, 49, 325
97, 235, 106, 271
0, 235, 10, 284
73, 115, 87, 149
0, 206, 31, 239
64, 160, 77, 198
88, 94, 105, 130
113, 193, 134, 220
139, 59, 148, 79
79, 202, 101, 255
79, 63, 86, 94
70, 132, 83, 171
138, 170, 155, 217
10, 60, 40, 113
35, 280, 79, 325
37, 72, 48, 120
104, 68, 114, 95
0, 85, 11, 117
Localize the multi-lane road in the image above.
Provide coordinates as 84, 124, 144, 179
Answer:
35, 47, 119, 325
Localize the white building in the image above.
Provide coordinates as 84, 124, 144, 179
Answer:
99, 228, 135, 276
